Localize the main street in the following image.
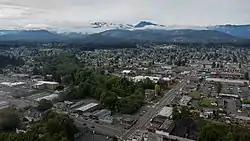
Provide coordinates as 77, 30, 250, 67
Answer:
123, 69, 196, 139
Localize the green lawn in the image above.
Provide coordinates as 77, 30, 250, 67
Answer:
190, 91, 201, 99
198, 98, 216, 108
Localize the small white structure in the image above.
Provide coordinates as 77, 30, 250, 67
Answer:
36, 94, 58, 101
76, 103, 99, 113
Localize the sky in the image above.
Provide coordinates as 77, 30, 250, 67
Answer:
0, 0, 250, 29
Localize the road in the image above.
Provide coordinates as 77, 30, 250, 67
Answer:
123, 69, 197, 139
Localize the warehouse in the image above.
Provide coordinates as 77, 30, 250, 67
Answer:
76, 103, 99, 113
91, 109, 111, 119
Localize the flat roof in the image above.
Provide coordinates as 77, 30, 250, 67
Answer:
76, 103, 98, 112
0, 82, 26, 87
157, 107, 173, 117
35, 81, 59, 85
206, 78, 249, 84
36, 94, 58, 101
179, 96, 192, 106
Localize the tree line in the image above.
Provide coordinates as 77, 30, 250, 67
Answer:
0, 109, 78, 141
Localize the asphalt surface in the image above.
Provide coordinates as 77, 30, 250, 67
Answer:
123, 68, 197, 139
73, 116, 124, 137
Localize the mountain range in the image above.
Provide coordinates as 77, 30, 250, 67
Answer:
0, 21, 250, 44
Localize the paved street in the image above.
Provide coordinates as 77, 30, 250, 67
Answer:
123, 68, 197, 139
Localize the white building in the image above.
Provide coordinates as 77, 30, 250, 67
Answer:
76, 103, 99, 113
157, 106, 173, 118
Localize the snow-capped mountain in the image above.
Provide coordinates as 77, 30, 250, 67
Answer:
134, 21, 165, 28
90, 22, 134, 29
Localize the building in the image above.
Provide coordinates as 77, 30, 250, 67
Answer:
36, 94, 58, 101
99, 115, 113, 124
179, 96, 192, 106
121, 116, 138, 129
205, 78, 249, 85
91, 109, 111, 119
76, 103, 99, 113
0, 82, 26, 87
33, 81, 59, 90
157, 107, 173, 119
122, 70, 135, 75
155, 120, 174, 137
0, 101, 9, 110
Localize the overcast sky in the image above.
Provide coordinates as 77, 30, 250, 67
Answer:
0, 0, 250, 29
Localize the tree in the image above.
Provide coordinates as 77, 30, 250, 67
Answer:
244, 72, 249, 80
37, 99, 53, 112
154, 83, 160, 95
212, 62, 216, 68
0, 109, 20, 131
216, 82, 222, 94
172, 106, 190, 121
100, 91, 118, 110
112, 136, 118, 141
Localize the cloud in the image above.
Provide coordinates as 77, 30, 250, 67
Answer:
0, 0, 249, 29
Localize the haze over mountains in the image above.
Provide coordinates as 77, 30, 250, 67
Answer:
0, 21, 250, 43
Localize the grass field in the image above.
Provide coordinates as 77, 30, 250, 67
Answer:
190, 91, 201, 99
198, 98, 216, 108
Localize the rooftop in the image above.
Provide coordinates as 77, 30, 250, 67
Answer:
76, 103, 99, 112
157, 107, 173, 118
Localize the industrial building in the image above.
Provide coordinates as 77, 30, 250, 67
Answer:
76, 103, 99, 113
33, 81, 59, 90
91, 109, 111, 120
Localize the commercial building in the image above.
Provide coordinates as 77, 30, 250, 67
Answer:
76, 103, 99, 113
33, 81, 59, 90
